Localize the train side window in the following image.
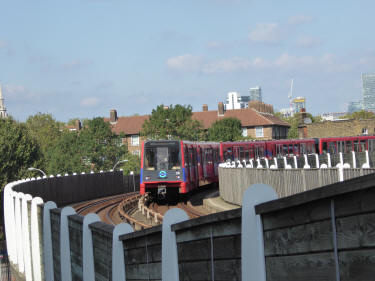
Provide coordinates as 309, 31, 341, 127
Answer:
249, 146, 254, 159
294, 144, 299, 155
184, 148, 189, 167
328, 142, 337, 154
239, 147, 244, 161
224, 147, 233, 161
307, 143, 312, 154
345, 141, 352, 153
369, 140, 375, 151
360, 140, 366, 152
354, 140, 360, 152
337, 141, 344, 153
300, 143, 306, 154
145, 148, 155, 170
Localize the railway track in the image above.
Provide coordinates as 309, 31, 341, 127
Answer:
72, 187, 215, 229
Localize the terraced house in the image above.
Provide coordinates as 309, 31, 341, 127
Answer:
105, 102, 290, 156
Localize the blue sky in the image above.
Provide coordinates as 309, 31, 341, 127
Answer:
1, 0, 374, 121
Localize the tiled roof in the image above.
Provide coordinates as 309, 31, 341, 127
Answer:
192, 108, 290, 129
105, 108, 289, 135
104, 115, 149, 135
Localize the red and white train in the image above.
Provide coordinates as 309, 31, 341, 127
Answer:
139, 138, 316, 197
139, 136, 375, 197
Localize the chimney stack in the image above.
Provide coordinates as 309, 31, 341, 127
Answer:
202, 104, 208, 112
218, 102, 225, 116
75, 119, 82, 131
110, 109, 118, 123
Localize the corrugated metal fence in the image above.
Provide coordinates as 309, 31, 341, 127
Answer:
219, 167, 375, 205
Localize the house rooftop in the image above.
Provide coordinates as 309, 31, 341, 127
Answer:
105, 106, 290, 135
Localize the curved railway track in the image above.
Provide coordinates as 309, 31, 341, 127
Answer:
72, 187, 215, 228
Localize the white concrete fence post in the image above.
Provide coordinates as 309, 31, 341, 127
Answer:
4, 182, 17, 264
22, 193, 33, 281
15, 192, 25, 273
162, 208, 189, 281
83, 214, 101, 281
112, 223, 134, 281
31, 197, 44, 281
241, 184, 278, 281
60, 207, 76, 281
315, 154, 320, 168
43, 201, 57, 281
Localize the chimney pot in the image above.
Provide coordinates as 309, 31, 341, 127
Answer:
203, 104, 208, 111
75, 120, 82, 130
218, 102, 225, 116
110, 109, 118, 123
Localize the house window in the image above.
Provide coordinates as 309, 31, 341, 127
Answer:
242, 128, 248, 137
255, 126, 264, 138
132, 150, 140, 156
131, 135, 139, 146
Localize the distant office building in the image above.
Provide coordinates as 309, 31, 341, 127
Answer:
224, 92, 250, 110
293, 97, 306, 113
347, 100, 363, 114
0, 83, 7, 118
363, 73, 375, 112
320, 112, 347, 121
249, 86, 262, 102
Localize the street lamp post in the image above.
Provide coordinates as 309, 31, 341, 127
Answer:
28, 167, 47, 177
112, 159, 128, 171
130, 171, 136, 192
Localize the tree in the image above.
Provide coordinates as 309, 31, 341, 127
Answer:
78, 117, 127, 172
25, 113, 62, 171
141, 104, 204, 140
47, 130, 84, 174
207, 118, 242, 142
0, 117, 41, 189
117, 153, 141, 175
341, 110, 375, 120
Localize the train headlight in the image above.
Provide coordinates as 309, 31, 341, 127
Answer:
176, 171, 180, 175
145, 176, 150, 180
176, 176, 180, 179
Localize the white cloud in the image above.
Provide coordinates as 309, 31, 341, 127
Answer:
296, 36, 321, 48
166, 54, 203, 72
166, 52, 355, 75
288, 15, 314, 25
80, 97, 100, 107
2, 84, 39, 101
202, 58, 252, 74
248, 23, 283, 44
274, 53, 315, 69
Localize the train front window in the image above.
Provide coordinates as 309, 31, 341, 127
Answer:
144, 145, 180, 170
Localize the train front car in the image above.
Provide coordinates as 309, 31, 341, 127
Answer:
140, 140, 184, 199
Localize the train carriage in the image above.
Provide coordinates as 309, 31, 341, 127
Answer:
318, 136, 375, 154
140, 140, 220, 197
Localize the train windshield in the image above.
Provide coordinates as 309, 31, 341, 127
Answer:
144, 143, 180, 170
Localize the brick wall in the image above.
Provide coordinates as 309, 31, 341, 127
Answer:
122, 135, 144, 156
246, 126, 286, 140
302, 119, 375, 138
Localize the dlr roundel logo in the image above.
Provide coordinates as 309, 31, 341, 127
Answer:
159, 171, 167, 178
